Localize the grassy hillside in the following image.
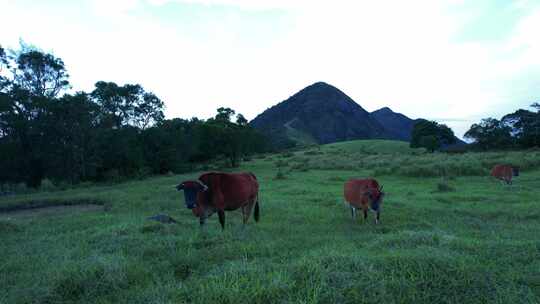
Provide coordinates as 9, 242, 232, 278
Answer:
322, 139, 423, 154
1, 140, 540, 303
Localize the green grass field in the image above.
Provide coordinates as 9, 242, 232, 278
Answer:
1, 140, 540, 303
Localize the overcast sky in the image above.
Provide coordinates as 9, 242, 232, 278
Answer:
1, 0, 539, 138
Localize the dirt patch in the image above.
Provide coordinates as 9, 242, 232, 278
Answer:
0, 204, 104, 220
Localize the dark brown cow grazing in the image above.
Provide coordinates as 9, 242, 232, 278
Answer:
344, 178, 385, 224
176, 172, 260, 229
491, 164, 519, 185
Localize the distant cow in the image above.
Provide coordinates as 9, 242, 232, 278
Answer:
491, 164, 519, 185
176, 172, 260, 229
344, 178, 385, 224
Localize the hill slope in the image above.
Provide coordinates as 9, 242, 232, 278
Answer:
370, 107, 418, 141
250, 82, 386, 147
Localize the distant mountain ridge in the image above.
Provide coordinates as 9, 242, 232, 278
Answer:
250, 82, 386, 147
370, 106, 418, 141
250, 82, 462, 148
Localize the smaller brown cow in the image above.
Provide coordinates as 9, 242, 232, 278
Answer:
176, 172, 260, 229
491, 164, 519, 185
344, 178, 385, 224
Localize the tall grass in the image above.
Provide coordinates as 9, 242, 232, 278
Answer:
300, 149, 540, 178
1, 139, 539, 303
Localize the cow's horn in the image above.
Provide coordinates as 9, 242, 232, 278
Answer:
197, 180, 209, 191
379, 185, 384, 192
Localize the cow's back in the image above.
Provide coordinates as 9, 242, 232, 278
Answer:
199, 172, 258, 209
221, 172, 258, 198
344, 179, 377, 208
491, 165, 513, 182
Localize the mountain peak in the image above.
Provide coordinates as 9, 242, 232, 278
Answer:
374, 107, 394, 114
370, 107, 415, 141
309, 81, 333, 88
250, 82, 386, 146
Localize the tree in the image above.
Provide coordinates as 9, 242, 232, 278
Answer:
500, 104, 540, 148
215, 107, 235, 122
464, 118, 513, 150
0, 44, 71, 187
0, 45, 8, 90
9, 42, 70, 98
134, 92, 164, 130
236, 113, 248, 126
91, 81, 164, 129
419, 135, 439, 153
42, 93, 101, 182
0, 45, 7, 65
410, 119, 456, 152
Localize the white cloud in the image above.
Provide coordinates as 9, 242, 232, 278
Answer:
1, 0, 539, 138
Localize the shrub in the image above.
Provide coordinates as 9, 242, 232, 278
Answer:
274, 171, 287, 180
0, 221, 22, 233
303, 150, 323, 156
280, 152, 295, 158
436, 181, 455, 192
136, 167, 153, 180
274, 159, 289, 168
291, 158, 310, 172
140, 223, 165, 233
39, 178, 57, 192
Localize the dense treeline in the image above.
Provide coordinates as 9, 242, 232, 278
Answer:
0, 43, 266, 187
464, 103, 540, 150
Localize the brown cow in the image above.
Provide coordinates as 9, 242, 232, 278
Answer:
344, 178, 385, 224
176, 172, 260, 229
491, 164, 519, 185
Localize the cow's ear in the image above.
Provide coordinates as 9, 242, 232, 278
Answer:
176, 184, 184, 191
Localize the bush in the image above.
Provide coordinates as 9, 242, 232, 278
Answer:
274, 159, 289, 168
436, 181, 455, 192
39, 178, 57, 192
291, 159, 310, 172
274, 171, 287, 180
280, 152, 295, 158
303, 150, 323, 156
136, 167, 153, 180
0, 221, 22, 233
141, 223, 165, 233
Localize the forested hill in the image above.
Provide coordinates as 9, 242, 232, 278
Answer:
250, 82, 387, 148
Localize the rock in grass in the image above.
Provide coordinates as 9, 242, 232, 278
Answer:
147, 214, 177, 224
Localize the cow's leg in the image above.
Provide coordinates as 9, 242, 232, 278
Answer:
350, 206, 356, 220
199, 215, 208, 234
243, 200, 255, 224
363, 209, 368, 222
199, 216, 206, 227
375, 211, 380, 224
218, 210, 226, 230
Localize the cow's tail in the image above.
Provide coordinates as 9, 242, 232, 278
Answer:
254, 195, 260, 222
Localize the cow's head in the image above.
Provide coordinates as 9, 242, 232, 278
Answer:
176, 180, 208, 209
512, 166, 520, 177
367, 185, 385, 212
